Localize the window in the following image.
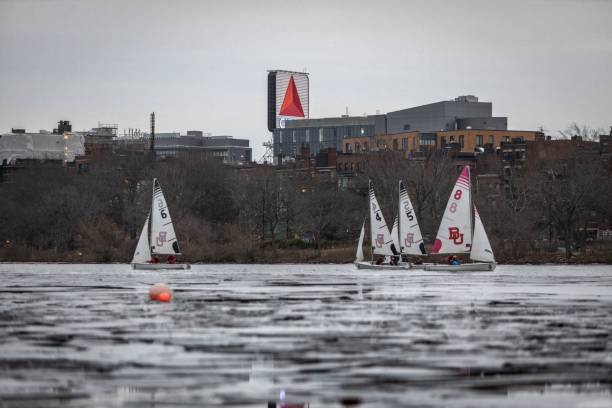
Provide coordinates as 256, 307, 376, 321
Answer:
392, 139, 398, 150
403, 124, 411, 131
450, 135, 456, 142
420, 134, 435, 146
345, 143, 351, 152
503, 136, 510, 143
441, 136, 446, 145
459, 135, 465, 148
355, 142, 361, 152
279, 130, 283, 143
364, 142, 369, 151
305, 129, 310, 142
292, 131, 296, 143
319, 128, 324, 142
360, 127, 365, 136
476, 135, 483, 146
488, 135, 494, 145
403, 138, 408, 150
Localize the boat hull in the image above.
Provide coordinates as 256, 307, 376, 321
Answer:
423, 262, 496, 272
131, 263, 191, 270
409, 263, 436, 270
354, 261, 412, 270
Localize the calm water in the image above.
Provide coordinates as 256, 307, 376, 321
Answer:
0, 264, 611, 407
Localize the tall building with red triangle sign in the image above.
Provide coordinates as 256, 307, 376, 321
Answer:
279, 75, 305, 117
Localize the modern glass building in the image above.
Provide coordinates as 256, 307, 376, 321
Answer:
271, 96, 507, 158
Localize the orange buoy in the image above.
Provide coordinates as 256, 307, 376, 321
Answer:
149, 283, 172, 302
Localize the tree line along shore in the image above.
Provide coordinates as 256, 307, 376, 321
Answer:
1, 147, 611, 264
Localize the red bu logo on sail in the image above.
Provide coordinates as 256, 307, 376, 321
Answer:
448, 227, 463, 245
375, 234, 385, 248
156, 231, 167, 246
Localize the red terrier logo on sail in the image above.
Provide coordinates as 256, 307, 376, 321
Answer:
375, 233, 385, 248
156, 231, 167, 246
448, 227, 463, 245
404, 233, 414, 247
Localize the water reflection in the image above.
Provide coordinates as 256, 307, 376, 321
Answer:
267, 389, 309, 408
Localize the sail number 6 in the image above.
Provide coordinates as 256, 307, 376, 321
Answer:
157, 199, 167, 219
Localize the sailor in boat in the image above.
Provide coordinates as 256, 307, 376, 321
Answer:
451, 256, 461, 266
167, 255, 177, 264
150, 256, 160, 264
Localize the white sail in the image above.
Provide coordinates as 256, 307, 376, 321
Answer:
431, 166, 472, 254
355, 221, 365, 262
391, 216, 400, 256
132, 214, 151, 264
471, 206, 495, 263
398, 180, 426, 255
369, 181, 395, 256
150, 178, 181, 255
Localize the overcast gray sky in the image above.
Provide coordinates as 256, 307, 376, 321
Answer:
1, 0, 611, 160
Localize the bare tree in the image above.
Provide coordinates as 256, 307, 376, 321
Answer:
559, 123, 604, 141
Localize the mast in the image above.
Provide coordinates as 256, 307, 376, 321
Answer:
468, 166, 474, 245
368, 180, 373, 263
149, 178, 155, 253
398, 180, 402, 259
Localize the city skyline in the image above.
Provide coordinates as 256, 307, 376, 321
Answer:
1, 0, 611, 160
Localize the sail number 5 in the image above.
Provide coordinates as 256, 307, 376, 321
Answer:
403, 202, 414, 221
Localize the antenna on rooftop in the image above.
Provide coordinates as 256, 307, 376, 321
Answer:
150, 112, 155, 151
261, 140, 274, 163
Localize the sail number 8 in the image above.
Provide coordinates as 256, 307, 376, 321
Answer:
449, 190, 462, 213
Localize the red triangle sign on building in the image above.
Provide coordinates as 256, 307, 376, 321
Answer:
279, 75, 305, 117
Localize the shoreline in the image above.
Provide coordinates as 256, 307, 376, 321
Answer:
3, 244, 612, 265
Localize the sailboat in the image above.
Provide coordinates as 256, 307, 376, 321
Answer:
131, 178, 190, 270
354, 181, 411, 270
397, 180, 429, 268
424, 166, 496, 271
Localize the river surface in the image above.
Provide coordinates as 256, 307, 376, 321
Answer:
0, 264, 611, 407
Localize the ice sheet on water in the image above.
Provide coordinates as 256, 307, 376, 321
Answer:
0, 263, 611, 407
